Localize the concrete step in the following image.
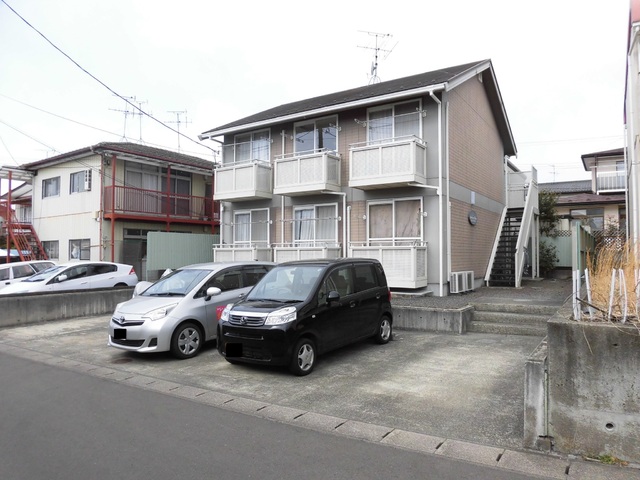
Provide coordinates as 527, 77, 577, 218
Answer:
472, 303, 559, 316
473, 310, 550, 325
468, 321, 547, 337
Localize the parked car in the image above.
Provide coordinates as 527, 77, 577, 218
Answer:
0, 261, 138, 295
217, 258, 393, 376
108, 261, 275, 359
0, 260, 56, 290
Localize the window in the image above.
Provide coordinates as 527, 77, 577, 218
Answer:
225, 130, 270, 165
368, 100, 421, 144
233, 209, 269, 246
42, 177, 60, 198
368, 198, 422, 245
69, 239, 91, 260
354, 264, 377, 292
42, 241, 59, 260
293, 204, 338, 247
294, 117, 337, 154
70, 170, 91, 193
12, 264, 35, 280
570, 208, 604, 231
328, 266, 353, 297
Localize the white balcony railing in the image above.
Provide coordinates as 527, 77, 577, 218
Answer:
212, 244, 273, 262
349, 136, 427, 189
213, 160, 272, 201
273, 243, 342, 262
596, 172, 625, 193
349, 242, 428, 289
274, 151, 341, 196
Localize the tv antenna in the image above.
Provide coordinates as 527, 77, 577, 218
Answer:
110, 95, 144, 141
358, 31, 397, 84
167, 110, 191, 151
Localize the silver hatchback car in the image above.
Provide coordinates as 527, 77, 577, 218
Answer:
108, 261, 274, 359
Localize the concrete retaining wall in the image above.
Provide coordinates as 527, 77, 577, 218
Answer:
547, 318, 640, 463
393, 306, 473, 334
0, 288, 134, 328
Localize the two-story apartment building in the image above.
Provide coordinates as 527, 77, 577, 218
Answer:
200, 59, 538, 295
4, 142, 218, 279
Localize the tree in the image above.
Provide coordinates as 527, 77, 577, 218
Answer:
539, 190, 560, 237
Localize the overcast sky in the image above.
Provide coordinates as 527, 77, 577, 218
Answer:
0, 0, 630, 191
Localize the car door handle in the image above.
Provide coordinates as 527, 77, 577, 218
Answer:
349, 301, 357, 308
376, 293, 381, 299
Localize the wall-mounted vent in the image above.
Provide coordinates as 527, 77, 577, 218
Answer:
450, 271, 474, 294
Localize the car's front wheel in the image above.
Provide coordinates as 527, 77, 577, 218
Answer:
289, 338, 316, 376
170, 322, 203, 359
374, 316, 392, 344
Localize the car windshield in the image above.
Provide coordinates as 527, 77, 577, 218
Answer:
142, 268, 211, 297
247, 265, 323, 302
22, 265, 65, 283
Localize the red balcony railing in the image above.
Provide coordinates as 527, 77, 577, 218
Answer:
103, 185, 219, 222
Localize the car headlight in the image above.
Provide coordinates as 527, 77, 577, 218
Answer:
143, 303, 178, 321
264, 306, 297, 325
220, 304, 233, 322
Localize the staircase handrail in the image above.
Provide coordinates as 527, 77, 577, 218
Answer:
484, 206, 508, 285
514, 179, 538, 288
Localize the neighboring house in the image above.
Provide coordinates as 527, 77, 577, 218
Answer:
199, 59, 538, 295
625, 0, 640, 244
2, 142, 218, 280
539, 150, 627, 271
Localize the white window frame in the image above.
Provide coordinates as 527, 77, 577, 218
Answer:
42, 240, 59, 260
69, 238, 91, 260
367, 99, 422, 144
292, 203, 339, 247
226, 130, 271, 165
293, 116, 338, 155
233, 208, 270, 247
367, 197, 423, 246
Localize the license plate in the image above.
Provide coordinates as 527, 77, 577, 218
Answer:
114, 328, 127, 340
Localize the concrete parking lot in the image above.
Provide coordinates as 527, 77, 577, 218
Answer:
2, 311, 639, 479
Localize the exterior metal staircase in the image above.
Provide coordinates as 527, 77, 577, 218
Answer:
488, 209, 522, 287
3, 209, 48, 261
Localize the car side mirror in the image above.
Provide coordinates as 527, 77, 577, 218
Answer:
205, 286, 221, 301
327, 290, 340, 303
57, 274, 68, 283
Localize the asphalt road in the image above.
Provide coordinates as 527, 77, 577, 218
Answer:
0, 352, 546, 480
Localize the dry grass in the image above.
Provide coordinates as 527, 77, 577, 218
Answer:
584, 242, 640, 323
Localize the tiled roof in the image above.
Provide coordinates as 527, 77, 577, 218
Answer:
21, 142, 215, 172
539, 180, 591, 193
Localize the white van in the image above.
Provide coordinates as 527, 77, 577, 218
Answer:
0, 260, 56, 290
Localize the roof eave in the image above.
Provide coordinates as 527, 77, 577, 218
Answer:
198, 83, 448, 140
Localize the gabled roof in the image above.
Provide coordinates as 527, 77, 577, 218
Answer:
554, 192, 626, 207
21, 142, 215, 174
200, 59, 516, 156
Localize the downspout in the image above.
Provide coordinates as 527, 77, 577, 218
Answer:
281, 130, 286, 246
6, 171, 12, 263
99, 154, 104, 261
430, 91, 445, 296
110, 154, 116, 262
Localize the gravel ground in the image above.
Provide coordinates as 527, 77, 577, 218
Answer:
391, 276, 575, 309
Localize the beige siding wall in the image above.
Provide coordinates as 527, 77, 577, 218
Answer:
450, 199, 499, 275
448, 78, 504, 203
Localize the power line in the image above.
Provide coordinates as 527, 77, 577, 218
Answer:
0, 0, 216, 154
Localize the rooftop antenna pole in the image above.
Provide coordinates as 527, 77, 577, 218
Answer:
167, 110, 191, 152
358, 31, 397, 84
110, 95, 142, 141
134, 98, 148, 143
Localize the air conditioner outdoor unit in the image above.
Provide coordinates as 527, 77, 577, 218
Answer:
450, 271, 474, 294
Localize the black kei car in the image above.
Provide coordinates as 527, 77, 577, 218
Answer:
217, 258, 393, 376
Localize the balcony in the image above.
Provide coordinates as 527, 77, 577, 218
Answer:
349, 242, 428, 289
273, 243, 342, 262
103, 185, 218, 222
596, 171, 625, 193
349, 136, 427, 190
274, 151, 341, 196
212, 244, 273, 262
214, 160, 273, 201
